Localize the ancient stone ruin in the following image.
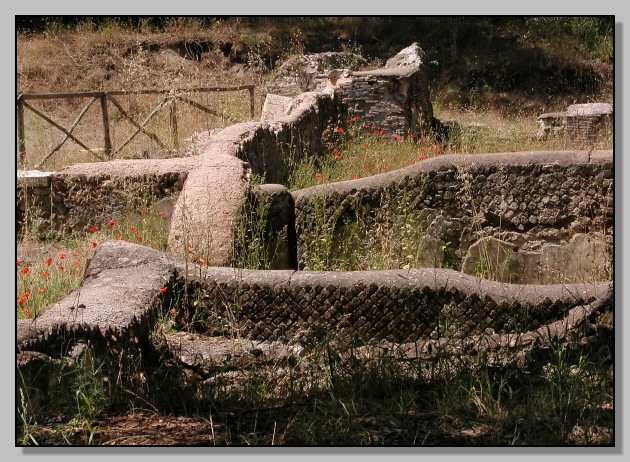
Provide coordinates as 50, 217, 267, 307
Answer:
537, 102, 613, 141
17, 45, 613, 417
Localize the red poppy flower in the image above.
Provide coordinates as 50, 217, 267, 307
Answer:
353, 175, 358, 180
21, 267, 30, 275
315, 173, 323, 180
169, 309, 177, 316
332, 149, 339, 156
158, 211, 165, 216
59, 253, 67, 259
352, 115, 359, 120
23, 307, 32, 319
159, 287, 168, 294
418, 155, 425, 161
364, 125, 370, 129
108, 220, 116, 227
337, 127, 343, 133
91, 242, 98, 248
73, 260, 81, 266
139, 209, 147, 214
130, 227, 138, 234
17, 260, 22, 267
57, 263, 64, 270
38, 287, 46, 294
40, 270, 50, 278
90, 225, 98, 233
136, 236, 143, 242
45, 257, 52, 266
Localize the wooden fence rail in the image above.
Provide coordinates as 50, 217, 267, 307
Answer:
16, 85, 256, 168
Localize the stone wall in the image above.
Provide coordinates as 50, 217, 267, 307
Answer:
190, 266, 609, 344
334, 67, 434, 137
537, 102, 613, 141
292, 150, 613, 283
17, 157, 198, 238
17, 240, 612, 351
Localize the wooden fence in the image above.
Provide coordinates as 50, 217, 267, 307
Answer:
16, 85, 255, 169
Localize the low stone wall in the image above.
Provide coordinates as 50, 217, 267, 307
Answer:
193, 266, 609, 344
292, 150, 613, 281
537, 102, 613, 141
17, 157, 199, 238
17, 240, 612, 351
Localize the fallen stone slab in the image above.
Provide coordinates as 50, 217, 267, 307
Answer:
17, 240, 175, 356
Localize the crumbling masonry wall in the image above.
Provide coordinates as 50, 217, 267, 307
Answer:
293, 150, 613, 283
17, 157, 199, 238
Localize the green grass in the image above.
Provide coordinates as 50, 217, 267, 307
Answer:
17, 206, 170, 319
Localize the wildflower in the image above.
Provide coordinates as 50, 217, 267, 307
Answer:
315, 173, 323, 180
362, 143, 368, 149
45, 257, 52, 266
90, 225, 98, 233
430, 143, 437, 150
353, 175, 358, 180
158, 211, 166, 216
57, 264, 64, 270
59, 253, 67, 259
332, 149, 339, 156
337, 127, 343, 133
419, 147, 426, 151
169, 309, 177, 316
130, 227, 138, 234
108, 220, 116, 227
364, 124, 370, 129
139, 209, 147, 214
418, 155, 425, 161
23, 307, 32, 319
363, 165, 370, 172
136, 236, 143, 242
17, 260, 21, 267
73, 260, 81, 266
352, 115, 359, 120
394, 135, 402, 142
22, 292, 30, 301
91, 242, 98, 248
38, 287, 46, 294
21, 267, 30, 275
40, 270, 50, 278
159, 287, 168, 294
72, 253, 79, 257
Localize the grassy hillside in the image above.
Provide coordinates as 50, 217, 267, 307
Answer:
17, 16, 613, 110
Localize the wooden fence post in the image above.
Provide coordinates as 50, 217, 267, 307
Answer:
169, 98, 179, 149
248, 86, 255, 119
17, 97, 26, 166
101, 94, 112, 157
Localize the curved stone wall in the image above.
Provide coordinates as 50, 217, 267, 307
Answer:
17, 241, 612, 352
292, 150, 613, 281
